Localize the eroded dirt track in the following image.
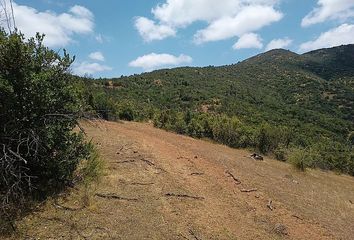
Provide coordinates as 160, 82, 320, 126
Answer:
9, 121, 354, 239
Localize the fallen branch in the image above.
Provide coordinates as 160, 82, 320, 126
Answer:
140, 158, 155, 166
225, 171, 241, 185
240, 188, 257, 193
118, 144, 130, 153
267, 199, 274, 211
130, 182, 155, 186
165, 193, 204, 200
95, 193, 138, 201
191, 172, 204, 176
189, 229, 202, 240
291, 214, 303, 220
115, 159, 136, 164
179, 234, 189, 240
53, 200, 84, 211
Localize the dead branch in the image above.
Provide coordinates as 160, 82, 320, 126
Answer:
179, 233, 190, 240
140, 158, 155, 166
225, 171, 241, 185
114, 159, 136, 164
191, 172, 204, 176
165, 193, 204, 200
53, 199, 84, 211
189, 229, 202, 240
240, 188, 258, 193
95, 193, 138, 201
267, 199, 273, 211
130, 182, 155, 186
291, 214, 303, 220
118, 144, 129, 153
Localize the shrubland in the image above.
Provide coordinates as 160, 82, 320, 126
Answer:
80, 46, 354, 176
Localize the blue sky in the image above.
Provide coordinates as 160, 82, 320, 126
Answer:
5, 0, 354, 77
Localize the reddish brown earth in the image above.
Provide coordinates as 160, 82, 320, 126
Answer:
6, 120, 354, 239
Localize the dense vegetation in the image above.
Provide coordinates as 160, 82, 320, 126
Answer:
0, 31, 97, 232
81, 45, 354, 175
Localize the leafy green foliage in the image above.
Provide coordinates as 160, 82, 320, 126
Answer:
81, 45, 354, 175
0, 30, 93, 225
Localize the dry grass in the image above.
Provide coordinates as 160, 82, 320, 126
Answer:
3, 120, 354, 240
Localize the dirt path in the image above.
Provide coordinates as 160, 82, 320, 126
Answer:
9, 120, 354, 239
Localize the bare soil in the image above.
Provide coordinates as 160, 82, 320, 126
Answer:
5, 120, 354, 239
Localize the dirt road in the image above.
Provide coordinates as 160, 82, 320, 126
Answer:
10, 120, 354, 239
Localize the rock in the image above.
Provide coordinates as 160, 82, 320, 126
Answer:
273, 223, 288, 235
250, 153, 264, 161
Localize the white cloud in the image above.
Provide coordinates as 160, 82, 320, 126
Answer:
73, 62, 112, 75
89, 51, 105, 61
134, 17, 176, 42
299, 24, 354, 52
129, 53, 192, 71
302, 0, 354, 27
1, 2, 94, 47
135, 0, 282, 43
233, 33, 263, 49
265, 37, 292, 51
152, 0, 280, 27
194, 6, 282, 44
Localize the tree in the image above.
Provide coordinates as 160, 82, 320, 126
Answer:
0, 30, 91, 225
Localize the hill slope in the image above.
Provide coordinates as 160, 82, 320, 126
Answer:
82, 44, 354, 174
89, 45, 353, 139
9, 121, 354, 239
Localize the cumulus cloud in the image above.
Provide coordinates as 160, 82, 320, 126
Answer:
134, 17, 176, 42
89, 51, 105, 61
265, 37, 292, 51
1, 2, 94, 47
302, 0, 354, 27
299, 24, 354, 52
194, 6, 282, 44
232, 33, 263, 49
73, 62, 112, 75
135, 0, 282, 43
129, 53, 192, 71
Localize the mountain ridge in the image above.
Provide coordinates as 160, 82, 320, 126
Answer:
80, 44, 354, 174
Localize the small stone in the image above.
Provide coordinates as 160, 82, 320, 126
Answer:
273, 223, 288, 235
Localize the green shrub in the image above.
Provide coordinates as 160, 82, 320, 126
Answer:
188, 118, 205, 138
288, 148, 310, 171
78, 144, 104, 185
274, 144, 288, 161
212, 115, 243, 147
119, 106, 135, 121
256, 124, 293, 154
0, 31, 93, 226
174, 112, 188, 134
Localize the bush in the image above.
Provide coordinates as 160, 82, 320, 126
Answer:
212, 115, 243, 147
78, 144, 104, 185
118, 105, 135, 121
256, 124, 293, 154
274, 144, 288, 161
288, 148, 311, 171
0, 31, 93, 227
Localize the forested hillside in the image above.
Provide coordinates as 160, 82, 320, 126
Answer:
81, 45, 354, 175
